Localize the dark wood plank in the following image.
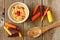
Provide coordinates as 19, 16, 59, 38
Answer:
4, 0, 24, 40
23, 0, 43, 40
0, 0, 4, 40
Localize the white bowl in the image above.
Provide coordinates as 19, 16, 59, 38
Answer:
8, 2, 29, 23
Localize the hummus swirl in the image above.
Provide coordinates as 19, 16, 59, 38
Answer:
10, 4, 26, 22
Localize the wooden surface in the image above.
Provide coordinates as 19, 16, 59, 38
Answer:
0, 0, 60, 40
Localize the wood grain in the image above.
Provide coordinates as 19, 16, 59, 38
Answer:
43, 0, 60, 40
23, 0, 43, 40
0, 0, 4, 40
5, 0, 24, 40
0, 0, 60, 40
42, 0, 54, 40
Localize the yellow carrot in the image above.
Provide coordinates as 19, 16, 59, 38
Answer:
47, 10, 53, 23
18, 32, 22, 38
3, 26, 12, 35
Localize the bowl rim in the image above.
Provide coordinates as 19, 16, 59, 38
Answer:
8, 2, 29, 23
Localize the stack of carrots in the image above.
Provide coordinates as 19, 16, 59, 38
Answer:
3, 22, 22, 37
31, 5, 53, 23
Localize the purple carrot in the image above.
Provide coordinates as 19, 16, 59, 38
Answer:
8, 28, 19, 33
8, 33, 18, 37
40, 5, 44, 16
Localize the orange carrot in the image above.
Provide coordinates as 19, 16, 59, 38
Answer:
44, 7, 49, 16
40, 6, 49, 22
31, 12, 41, 21
5, 22, 17, 29
33, 5, 39, 15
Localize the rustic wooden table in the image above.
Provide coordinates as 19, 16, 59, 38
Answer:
0, 0, 60, 40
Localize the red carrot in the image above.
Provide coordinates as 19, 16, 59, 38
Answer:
5, 22, 17, 29
31, 12, 41, 21
33, 5, 39, 15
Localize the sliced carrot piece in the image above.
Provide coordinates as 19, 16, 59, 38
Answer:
5, 22, 17, 29
31, 12, 41, 21
33, 5, 39, 15
40, 6, 49, 22
3, 26, 12, 35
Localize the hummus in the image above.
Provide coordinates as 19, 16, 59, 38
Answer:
10, 4, 26, 22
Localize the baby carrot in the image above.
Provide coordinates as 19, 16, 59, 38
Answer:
40, 6, 49, 22
33, 5, 39, 15
8, 33, 18, 37
31, 12, 41, 21
5, 22, 17, 29
47, 10, 53, 23
18, 32, 22, 38
8, 28, 19, 34
3, 26, 12, 35
40, 5, 44, 16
